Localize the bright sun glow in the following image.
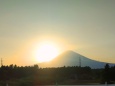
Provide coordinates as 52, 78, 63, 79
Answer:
34, 42, 59, 63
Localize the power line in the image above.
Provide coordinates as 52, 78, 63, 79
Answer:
79, 56, 81, 67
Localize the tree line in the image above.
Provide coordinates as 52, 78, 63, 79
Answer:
0, 64, 115, 85
101, 63, 115, 84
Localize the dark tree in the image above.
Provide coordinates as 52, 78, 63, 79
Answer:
102, 63, 110, 84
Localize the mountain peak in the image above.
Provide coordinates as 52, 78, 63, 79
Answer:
61, 50, 79, 55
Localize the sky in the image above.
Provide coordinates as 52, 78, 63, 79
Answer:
0, 0, 115, 66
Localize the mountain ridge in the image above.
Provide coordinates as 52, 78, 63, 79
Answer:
38, 50, 115, 68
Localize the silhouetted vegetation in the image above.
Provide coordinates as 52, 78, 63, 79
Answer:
101, 63, 110, 84
101, 63, 115, 84
0, 64, 115, 85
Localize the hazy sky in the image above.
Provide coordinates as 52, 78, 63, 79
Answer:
0, 0, 115, 66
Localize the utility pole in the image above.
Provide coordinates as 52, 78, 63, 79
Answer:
1, 58, 3, 67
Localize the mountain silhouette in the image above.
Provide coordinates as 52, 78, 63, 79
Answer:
38, 50, 115, 68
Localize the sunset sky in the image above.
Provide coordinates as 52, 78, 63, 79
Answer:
0, 0, 115, 66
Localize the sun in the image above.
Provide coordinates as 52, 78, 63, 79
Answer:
34, 41, 59, 63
